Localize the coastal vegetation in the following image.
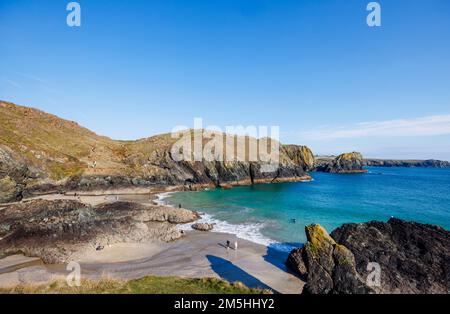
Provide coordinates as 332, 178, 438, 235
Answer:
0, 276, 267, 294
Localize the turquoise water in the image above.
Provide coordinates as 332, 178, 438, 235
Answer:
166, 167, 450, 245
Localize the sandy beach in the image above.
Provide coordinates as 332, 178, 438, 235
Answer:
0, 230, 304, 294
0, 191, 304, 294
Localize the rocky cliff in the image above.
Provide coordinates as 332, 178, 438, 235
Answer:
287, 219, 450, 294
0, 101, 313, 203
315, 152, 367, 173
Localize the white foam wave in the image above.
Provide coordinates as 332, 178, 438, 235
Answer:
178, 213, 276, 247
154, 192, 174, 206
155, 192, 278, 247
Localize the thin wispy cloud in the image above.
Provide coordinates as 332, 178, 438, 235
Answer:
300, 114, 450, 140
0, 77, 22, 88
12, 72, 60, 94
15, 72, 49, 85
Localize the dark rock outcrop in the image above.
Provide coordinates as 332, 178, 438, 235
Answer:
286, 224, 373, 294
0, 200, 199, 263
287, 219, 450, 294
315, 152, 367, 174
331, 218, 450, 294
0, 145, 43, 203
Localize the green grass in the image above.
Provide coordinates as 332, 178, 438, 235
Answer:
0, 276, 269, 294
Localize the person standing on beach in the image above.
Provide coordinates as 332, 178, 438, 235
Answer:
234, 241, 238, 251
226, 240, 230, 250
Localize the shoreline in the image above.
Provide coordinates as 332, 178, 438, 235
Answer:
0, 230, 304, 294
158, 191, 282, 248
0, 186, 307, 293
1, 177, 311, 249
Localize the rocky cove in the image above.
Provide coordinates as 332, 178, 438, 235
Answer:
1, 101, 450, 294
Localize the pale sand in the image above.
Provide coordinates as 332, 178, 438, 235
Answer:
0, 231, 304, 294
0, 191, 304, 293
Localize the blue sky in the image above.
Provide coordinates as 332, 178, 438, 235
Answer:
1, 0, 450, 160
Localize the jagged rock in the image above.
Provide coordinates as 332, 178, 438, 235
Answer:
192, 223, 214, 232
315, 152, 367, 174
0, 145, 44, 203
288, 219, 450, 294
136, 205, 200, 224
0, 200, 200, 263
0, 177, 21, 203
331, 218, 450, 294
286, 224, 373, 294
282, 145, 315, 171
286, 248, 308, 279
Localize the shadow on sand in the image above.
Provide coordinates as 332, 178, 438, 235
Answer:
263, 242, 303, 274
206, 255, 276, 292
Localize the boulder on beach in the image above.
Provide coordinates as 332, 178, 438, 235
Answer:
192, 223, 214, 232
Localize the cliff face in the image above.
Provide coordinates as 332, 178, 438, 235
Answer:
282, 145, 315, 171
286, 224, 373, 294
315, 152, 366, 174
0, 145, 43, 203
287, 219, 450, 294
0, 101, 313, 202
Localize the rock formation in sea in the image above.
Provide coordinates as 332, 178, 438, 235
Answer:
0, 200, 199, 263
0, 101, 313, 203
315, 152, 367, 174
287, 219, 450, 294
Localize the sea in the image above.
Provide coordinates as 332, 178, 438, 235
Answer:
162, 167, 450, 250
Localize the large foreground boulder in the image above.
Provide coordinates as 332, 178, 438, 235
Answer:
286, 224, 372, 294
287, 219, 450, 294
331, 218, 450, 294
192, 223, 214, 232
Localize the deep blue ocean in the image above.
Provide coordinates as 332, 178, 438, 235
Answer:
166, 167, 450, 245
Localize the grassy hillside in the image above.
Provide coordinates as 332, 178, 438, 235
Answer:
0, 101, 125, 179
1, 101, 315, 202
0, 276, 268, 294
0, 101, 175, 180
